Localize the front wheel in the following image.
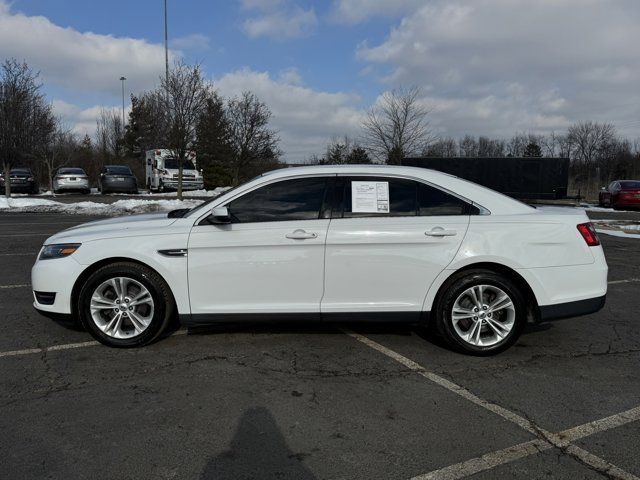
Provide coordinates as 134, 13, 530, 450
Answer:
435, 269, 526, 355
77, 262, 175, 347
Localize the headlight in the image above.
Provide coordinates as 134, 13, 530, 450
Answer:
39, 243, 81, 260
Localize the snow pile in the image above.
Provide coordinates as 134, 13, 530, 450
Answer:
592, 219, 640, 239
0, 197, 204, 216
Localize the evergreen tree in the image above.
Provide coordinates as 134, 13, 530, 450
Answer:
523, 142, 543, 157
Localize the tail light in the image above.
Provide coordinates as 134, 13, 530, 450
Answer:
577, 223, 600, 246
27, 176, 34, 181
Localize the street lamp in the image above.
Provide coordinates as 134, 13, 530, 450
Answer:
119, 76, 127, 128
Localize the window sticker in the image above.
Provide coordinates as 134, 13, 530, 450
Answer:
351, 181, 390, 213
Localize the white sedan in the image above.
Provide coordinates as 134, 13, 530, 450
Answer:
32, 165, 607, 355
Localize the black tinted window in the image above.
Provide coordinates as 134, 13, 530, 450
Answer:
228, 177, 328, 223
418, 183, 470, 216
620, 181, 640, 189
58, 168, 85, 175
164, 158, 196, 170
336, 176, 473, 217
105, 166, 132, 175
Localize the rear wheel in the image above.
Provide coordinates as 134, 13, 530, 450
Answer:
435, 269, 526, 355
78, 262, 175, 347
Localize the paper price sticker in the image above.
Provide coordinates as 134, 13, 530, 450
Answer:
352, 181, 390, 213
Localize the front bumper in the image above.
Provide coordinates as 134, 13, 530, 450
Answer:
162, 180, 204, 191
31, 255, 84, 314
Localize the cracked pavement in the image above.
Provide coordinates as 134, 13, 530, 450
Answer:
0, 212, 638, 480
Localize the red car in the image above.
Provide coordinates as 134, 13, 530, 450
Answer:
599, 180, 640, 209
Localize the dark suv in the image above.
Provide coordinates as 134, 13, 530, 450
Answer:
0, 168, 39, 194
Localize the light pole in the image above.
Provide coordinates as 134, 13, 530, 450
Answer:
164, 0, 169, 95
119, 76, 126, 128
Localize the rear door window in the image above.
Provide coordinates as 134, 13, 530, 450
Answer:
334, 176, 475, 217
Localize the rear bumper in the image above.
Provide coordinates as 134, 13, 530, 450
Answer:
539, 294, 606, 321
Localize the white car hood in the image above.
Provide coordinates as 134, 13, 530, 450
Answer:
45, 212, 183, 244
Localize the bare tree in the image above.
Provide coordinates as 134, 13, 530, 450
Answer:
41, 127, 76, 192
0, 59, 55, 197
96, 108, 123, 162
361, 87, 434, 164
226, 91, 281, 185
459, 135, 478, 157
567, 121, 617, 197
162, 62, 212, 199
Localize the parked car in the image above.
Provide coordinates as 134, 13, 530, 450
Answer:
0, 167, 39, 194
32, 165, 607, 355
99, 165, 138, 194
598, 180, 640, 210
53, 168, 90, 194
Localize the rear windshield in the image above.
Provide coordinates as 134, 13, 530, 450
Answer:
58, 168, 86, 175
164, 158, 196, 170
620, 181, 640, 189
105, 166, 132, 175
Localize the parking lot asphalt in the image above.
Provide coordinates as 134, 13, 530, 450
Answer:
1, 211, 639, 480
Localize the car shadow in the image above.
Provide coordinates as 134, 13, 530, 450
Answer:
200, 406, 317, 480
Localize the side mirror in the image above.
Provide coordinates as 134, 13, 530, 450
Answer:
207, 206, 231, 225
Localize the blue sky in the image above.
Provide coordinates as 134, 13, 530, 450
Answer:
1, 0, 640, 161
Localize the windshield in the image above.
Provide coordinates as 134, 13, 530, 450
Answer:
620, 181, 640, 189
105, 165, 132, 175
58, 168, 86, 175
163, 158, 196, 170
11, 169, 31, 174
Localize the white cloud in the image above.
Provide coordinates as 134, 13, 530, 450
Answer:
242, 6, 318, 39
52, 100, 127, 138
330, 0, 424, 24
0, 1, 173, 96
215, 69, 364, 161
239, 0, 285, 10
277, 67, 303, 86
170, 33, 210, 51
357, 0, 640, 139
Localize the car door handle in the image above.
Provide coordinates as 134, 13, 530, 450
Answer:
425, 227, 457, 237
286, 229, 318, 240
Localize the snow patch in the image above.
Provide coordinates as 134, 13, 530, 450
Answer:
0, 197, 203, 216
596, 229, 640, 239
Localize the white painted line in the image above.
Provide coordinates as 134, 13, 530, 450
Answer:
565, 445, 639, 480
411, 439, 552, 480
0, 284, 30, 289
0, 341, 98, 358
343, 329, 540, 435
343, 330, 640, 480
0, 329, 188, 359
608, 278, 640, 285
0, 233, 52, 237
560, 405, 640, 442
411, 405, 640, 480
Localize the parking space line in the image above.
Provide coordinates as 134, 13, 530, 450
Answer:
608, 278, 640, 285
0, 341, 99, 358
343, 330, 640, 480
0, 329, 188, 359
410, 406, 640, 480
0, 233, 52, 237
0, 284, 30, 289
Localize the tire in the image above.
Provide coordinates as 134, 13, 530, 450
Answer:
434, 269, 527, 356
158, 180, 164, 193
77, 262, 175, 348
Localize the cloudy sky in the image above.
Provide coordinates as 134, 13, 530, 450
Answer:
1, 0, 639, 161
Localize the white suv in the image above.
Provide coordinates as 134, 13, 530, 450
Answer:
32, 165, 607, 355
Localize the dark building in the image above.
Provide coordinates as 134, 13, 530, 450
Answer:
402, 157, 569, 200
